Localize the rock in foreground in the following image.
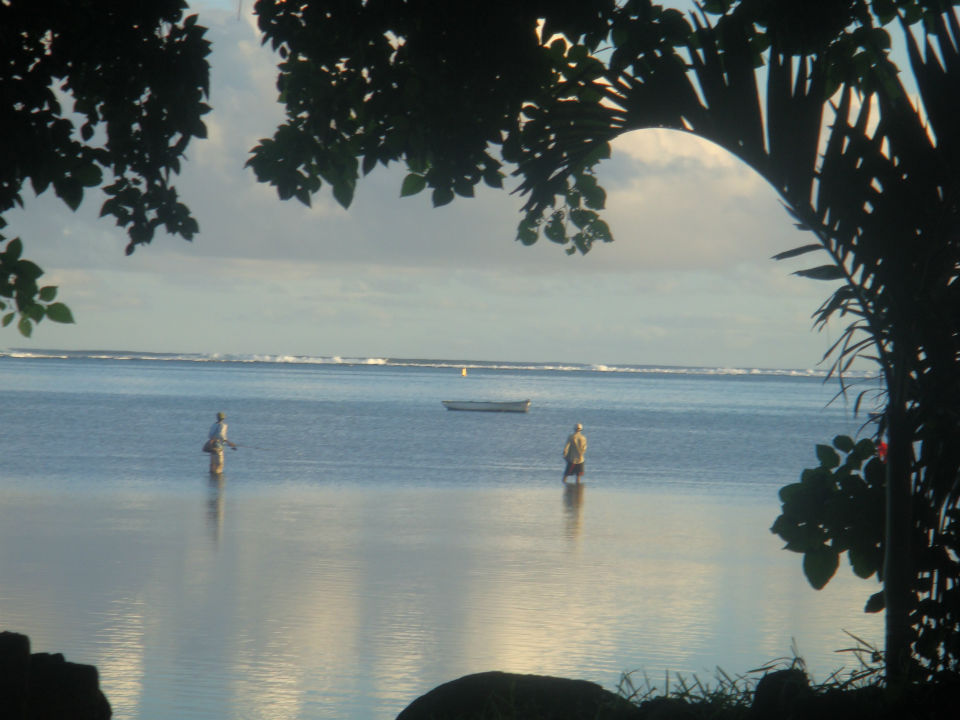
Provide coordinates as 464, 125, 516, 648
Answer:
396, 670, 642, 720
0, 631, 111, 720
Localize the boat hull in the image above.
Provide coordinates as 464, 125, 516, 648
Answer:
441, 400, 531, 413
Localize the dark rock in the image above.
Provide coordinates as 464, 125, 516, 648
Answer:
28, 652, 111, 720
0, 632, 111, 720
396, 670, 643, 720
751, 668, 812, 720
0, 631, 30, 720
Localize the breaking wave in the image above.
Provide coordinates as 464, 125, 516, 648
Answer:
1, 347, 877, 379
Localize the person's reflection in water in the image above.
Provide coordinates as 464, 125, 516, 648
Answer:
562, 480, 584, 538
207, 473, 225, 546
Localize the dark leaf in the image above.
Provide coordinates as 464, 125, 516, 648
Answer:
14, 260, 43, 281
3, 238, 23, 261
864, 591, 885, 613
793, 265, 847, 281
816, 444, 841, 469
516, 224, 538, 246
23, 303, 44, 322
482, 168, 504, 189
848, 546, 880, 579
400, 173, 427, 197
453, 179, 475, 198
833, 435, 855, 453
544, 212, 567, 244
778, 482, 804, 505
771, 243, 823, 261
294, 187, 312, 207
333, 181, 355, 209
803, 545, 840, 590
73, 164, 103, 188
45, 302, 74, 324
853, 438, 876, 461
577, 175, 607, 210
431, 186, 454, 208
591, 218, 612, 243
570, 208, 595, 229
58, 180, 84, 211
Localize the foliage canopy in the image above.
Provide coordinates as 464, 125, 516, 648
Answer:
0, 0, 211, 335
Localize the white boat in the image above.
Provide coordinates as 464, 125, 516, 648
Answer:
441, 400, 531, 413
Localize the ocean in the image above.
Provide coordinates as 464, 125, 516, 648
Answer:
0, 350, 885, 719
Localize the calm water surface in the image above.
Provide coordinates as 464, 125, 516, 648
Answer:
0, 353, 885, 719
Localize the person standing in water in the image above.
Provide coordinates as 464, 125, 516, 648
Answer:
562, 423, 587, 482
207, 411, 236, 474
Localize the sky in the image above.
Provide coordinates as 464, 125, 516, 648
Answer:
2, 1, 850, 369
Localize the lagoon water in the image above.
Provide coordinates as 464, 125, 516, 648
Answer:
0, 351, 884, 719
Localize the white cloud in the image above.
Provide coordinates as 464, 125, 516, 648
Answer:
613, 129, 750, 173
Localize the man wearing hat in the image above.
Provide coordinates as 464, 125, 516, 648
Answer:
562, 423, 587, 483
207, 411, 237, 474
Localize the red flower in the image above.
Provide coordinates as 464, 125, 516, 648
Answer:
877, 441, 888, 463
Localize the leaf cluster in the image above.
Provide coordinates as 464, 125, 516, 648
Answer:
0, 235, 73, 336
773, 429, 960, 675
0, 0, 211, 335
247, 0, 959, 257
248, 0, 615, 216
771, 436, 885, 598
911, 503, 960, 667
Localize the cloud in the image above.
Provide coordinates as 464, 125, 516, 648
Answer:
2, 1, 844, 369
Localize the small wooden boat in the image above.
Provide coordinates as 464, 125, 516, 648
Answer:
441, 400, 531, 413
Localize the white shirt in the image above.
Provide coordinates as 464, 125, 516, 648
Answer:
208, 420, 228, 448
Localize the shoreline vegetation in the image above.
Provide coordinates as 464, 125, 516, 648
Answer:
615, 665, 959, 720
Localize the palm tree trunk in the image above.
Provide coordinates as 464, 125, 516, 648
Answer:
884, 351, 913, 683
